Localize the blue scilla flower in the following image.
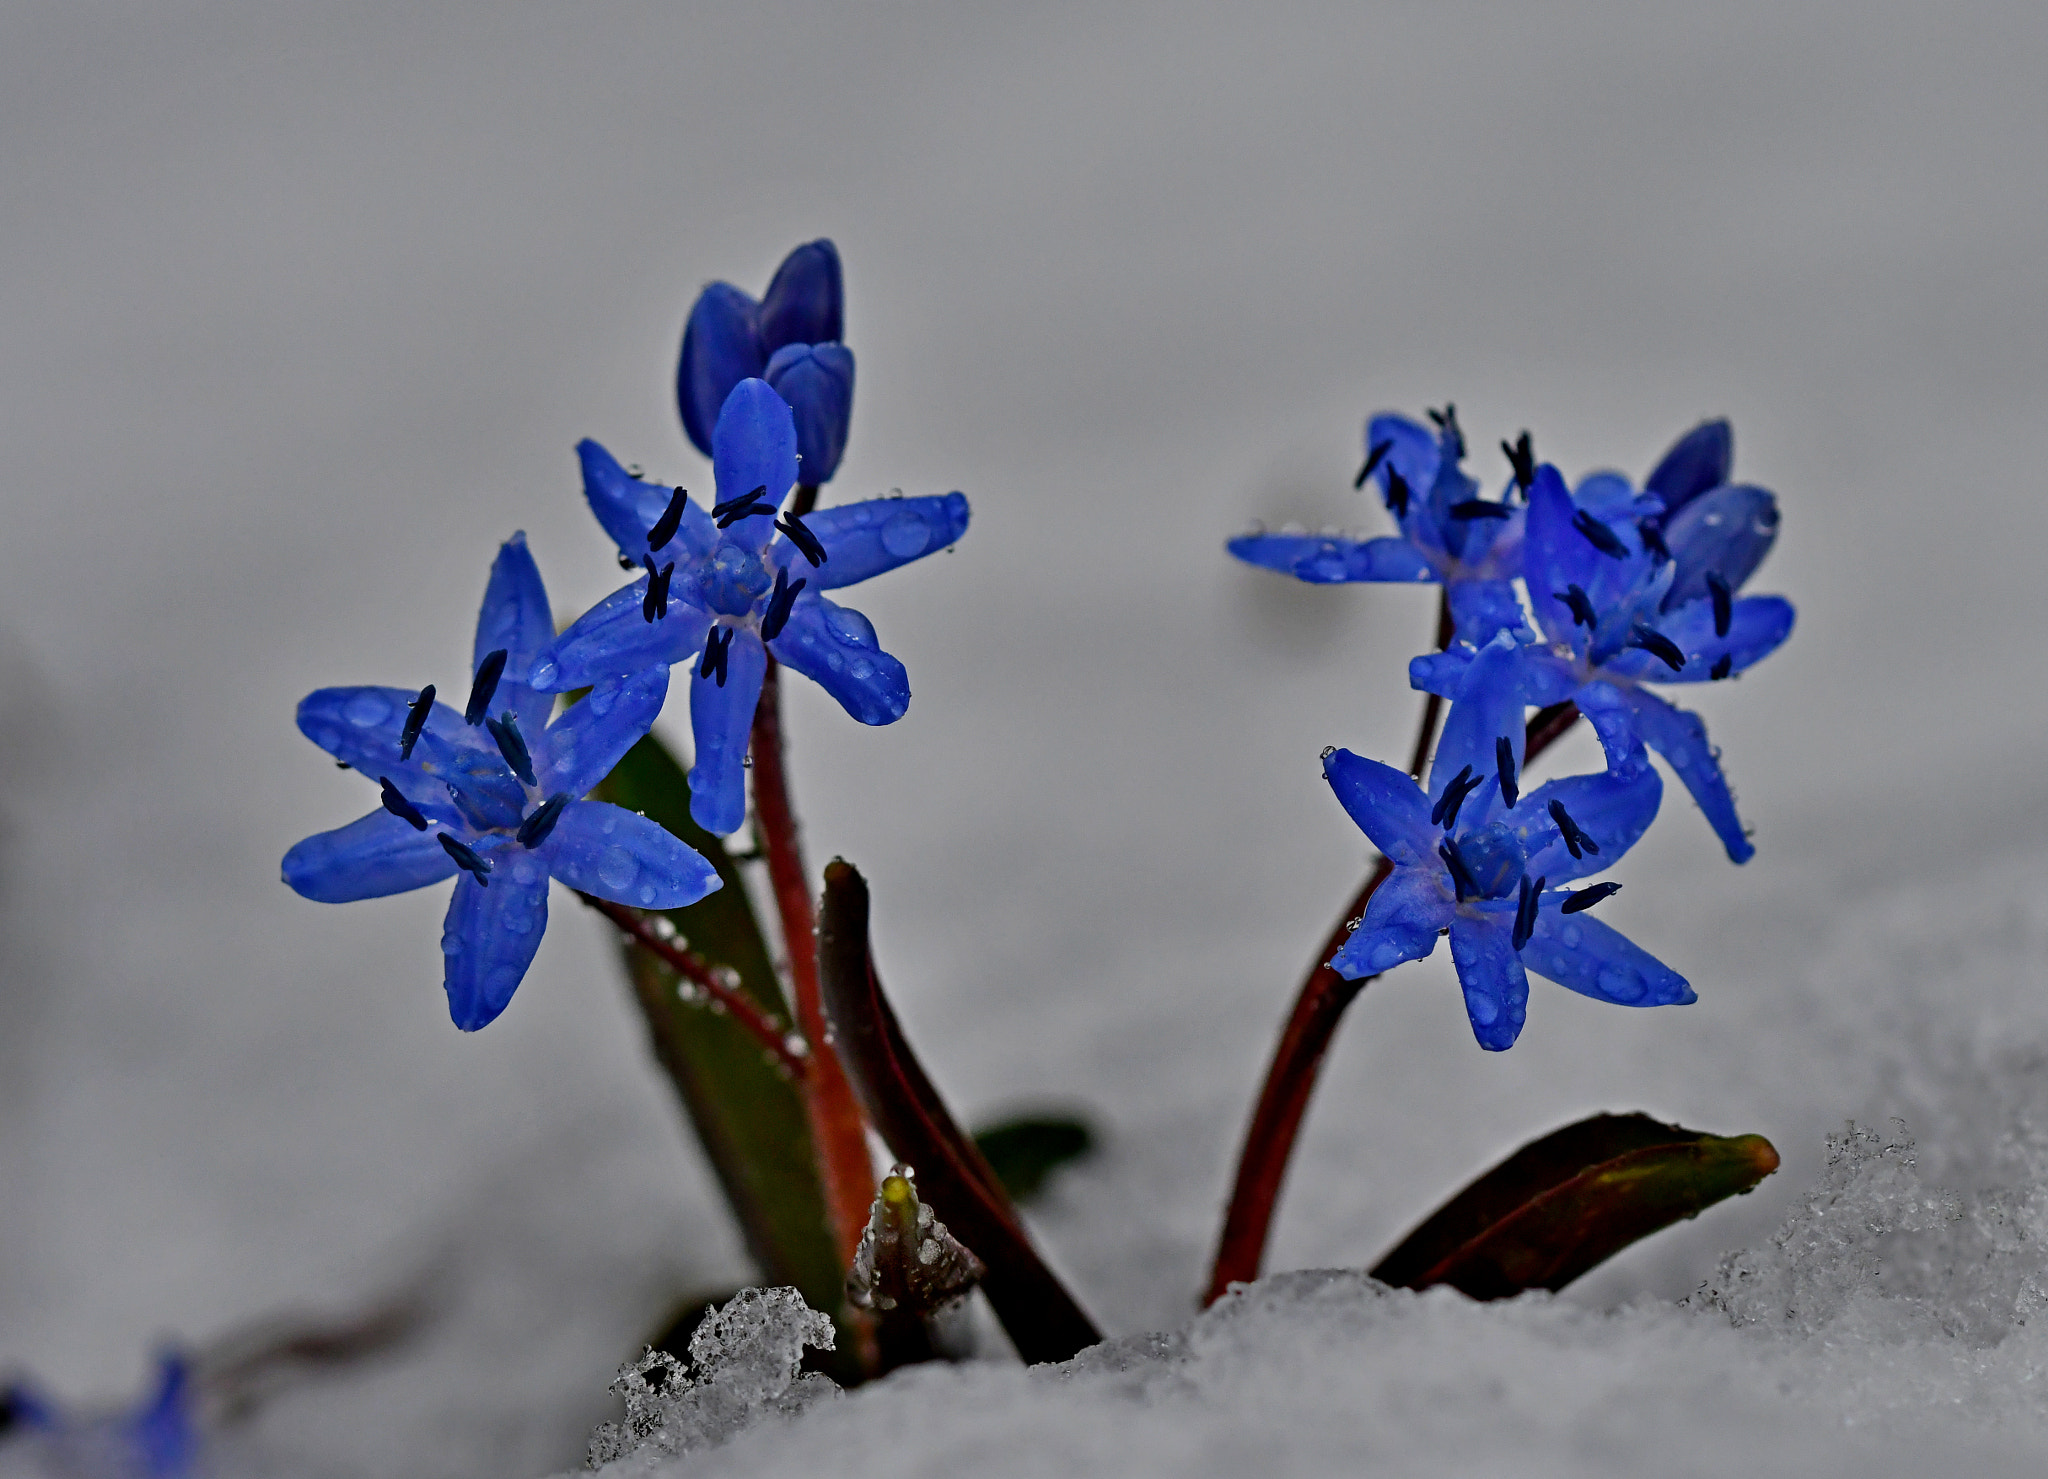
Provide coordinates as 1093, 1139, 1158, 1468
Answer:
532, 378, 969, 837
1411, 424, 1793, 863
1228, 406, 1531, 645
1325, 636, 1692, 1050
678, 238, 856, 484
2, 1352, 197, 1479
282, 535, 721, 1030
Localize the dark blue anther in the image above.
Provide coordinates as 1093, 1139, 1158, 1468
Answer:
1706, 570, 1732, 637
1549, 799, 1600, 859
1354, 439, 1393, 491
1572, 509, 1630, 559
485, 711, 536, 786
641, 556, 676, 624
377, 775, 429, 831
775, 510, 828, 567
1627, 623, 1686, 672
516, 792, 569, 849
1438, 838, 1478, 902
1512, 873, 1546, 951
1449, 499, 1512, 520
712, 484, 777, 528
698, 627, 733, 687
1639, 519, 1671, 562
1502, 431, 1535, 494
647, 487, 689, 551
1560, 881, 1622, 915
1384, 468, 1411, 520
1554, 584, 1597, 629
1496, 736, 1519, 807
760, 567, 807, 642
465, 651, 507, 725
1430, 764, 1477, 827
1711, 653, 1733, 680
1426, 403, 1465, 457
438, 832, 492, 886
400, 683, 435, 760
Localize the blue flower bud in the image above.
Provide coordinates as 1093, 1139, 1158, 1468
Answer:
757, 238, 843, 349
1644, 419, 1732, 518
765, 342, 855, 484
677, 282, 767, 457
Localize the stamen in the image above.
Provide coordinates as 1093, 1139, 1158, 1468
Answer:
647, 487, 689, 550
1706, 570, 1732, 637
1430, 764, 1476, 826
1554, 584, 1598, 628
710, 485, 770, 519
377, 775, 429, 831
698, 627, 733, 687
1639, 519, 1671, 562
400, 683, 436, 759
1502, 431, 1535, 494
1353, 439, 1393, 490
516, 792, 569, 849
465, 651, 507, 725
776, 510, 828, 567
712, 485, 777, 528
1384, 468, 1411, 519
1627, 623, 1686, 672
1512, 874, 1546, 951
438, 832, 492, 886
1438, 838, 1478, 902
485, 711, 536, 786
760, 568, 807, 641
1426, 403, 1465, 457
1496, 735, 1519, 807
1711, 654, 1733, 680
1449, 499, 1512, 520
641, 556, 676, 623
1548, 799, 1600, 859
1560, 881, 1621, 915
1572, 509, 1630, 559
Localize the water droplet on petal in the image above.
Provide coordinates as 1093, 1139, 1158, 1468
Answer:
881, 510, 930, 558
1597, 965, 1646, 1002
597, 845, 637, 892
345, 691, 393, 727
848, 657, 873, 681
1561, 924, 1583, 948
589, 686, 617, 717
638, 884, 656, 905
531, 659, 560, 688
1467, 991, 1500, 1026
824, 606, 876, 647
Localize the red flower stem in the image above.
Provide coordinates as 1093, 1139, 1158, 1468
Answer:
576, 892, 807, 1078
751, 655, 881, 1266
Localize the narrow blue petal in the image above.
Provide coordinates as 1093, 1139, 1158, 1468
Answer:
1639, 594, 1795, 682
1662, 484, 1780, 608
283, 809, 458, 903
473, 533, 557, 738
801, 493, 972, 589
757, 239, 844, 350
1612, 684, 1755, 863
688, 629, 768, 835
677, 282, 764, 457
768, 595, 909, 725
712, 379, 799, 552
538, 664, 672, 799
1329, 866, 1450, 978
1523, 902, 1695, 1007
128, 1353, 198, 1479
578, 439, 717, 563
1226, 532, 1437, 585
1522, 464, 1598, 642
529, 581, 710, 691
1409, 647, 1474, 699
1323, 749, 1436, 867
1448, 913, 1529, 1050
1429, 634, 1526, 811
765, 342, 854, 484
441, 856, 549, 1030
1447, 580, 1531, 645
543, 800, 722, 910
1644, 419, 1732, 518
1505, 757, 1662, 884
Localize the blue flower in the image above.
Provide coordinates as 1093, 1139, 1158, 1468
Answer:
1410, 422, 1793, 863
1228, 406, 1531, 644
3, 1352, 198, 1479
533, 378, 969, 837
282, 534, 721, 1030
678, 239, 856, 483
1324, 637, 1692, 1050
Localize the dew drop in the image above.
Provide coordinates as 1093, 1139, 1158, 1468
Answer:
597, 845, 638, 891
824, 606, 876, 647
1467, 991, 1499, 1025
345, 691, 392, 727
638, 884, 656, 905
531, 659, 560, 689
588, 686, 618, 717
1597, 965, 1646, 1002
510, 856, 541, 886
826, 651, 845, 672
599, 813, 617, 834
881, 510, 930, 558
848, 657, 873, 681
1561, 924, 1583, 948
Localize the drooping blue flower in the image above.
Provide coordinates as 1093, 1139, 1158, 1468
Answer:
1228, 406, 1531, 644
1325, 636, 1692, 1050
1410, 422, 1793, 863
282, 534, 720, 1029
677, 239, 856, 483
534, 378, 969, 837
2, 1352, 198, 1479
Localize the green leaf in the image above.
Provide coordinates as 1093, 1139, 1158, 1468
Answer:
1370, 1112, 1780, 1300
971, 1114, 1097, 1205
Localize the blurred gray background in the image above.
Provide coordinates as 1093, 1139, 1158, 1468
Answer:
3, 1, 2046, 1469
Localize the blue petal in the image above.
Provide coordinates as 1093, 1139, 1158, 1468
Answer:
768, 594, 909, 725
296, 686, 474, 798
579, 439, 717, 564
757, 239, 844, 351
1632, 594, 1795, 682
128, 1353, 198, 1479
1644, 419, 1732, 518
441, 855, 550, 1031
1428, 634, 1526, 815
1521, 464, 1598, 642
1409, 647, 1474, 699
283, 809, 457, 903
802, 493, 972, 589
1662, 484, 1780, 608
1610, 684, 1754, 863
765, 342, 855, 484
1226, 532, 1437, 585
1447, 579, 1530, 645
473, 533, 557, 739
1505, 756, 1662, 884
677, 282, 764, 458
1448, 913, 1529, 1050
537, 664, 671, 799
1523, 902, 1695, 1007
688, 629, 768, 835
543, 800, 722, 909
712, 379, 800, 551
1329, 866, 1450, 978
1323, 749, 1436, 867
529, 580, 711, 691
1366, 413, 1439, 502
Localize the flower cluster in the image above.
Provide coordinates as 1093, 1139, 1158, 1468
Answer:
282, 241, 968, 1029
1234, 411, 1794, 1048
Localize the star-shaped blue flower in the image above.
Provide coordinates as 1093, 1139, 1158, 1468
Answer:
282, 534, 720, 1030
1229, 406, 1531, 645
1410, 422, 1793, 862
678, 238, 856, 484
1325, 637, 1692, 1050
532, 378, 969, 836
